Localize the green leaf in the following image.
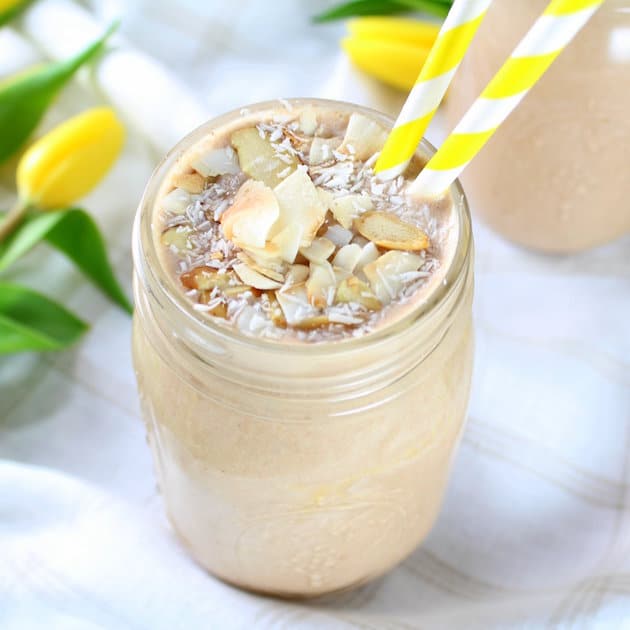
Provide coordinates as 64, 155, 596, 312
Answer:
395, 0, 451, 17
313, 0, 408, 22
0, 208, 132, 314
312, 0, 451, 22
0, 282, 87, 354
0, 20, 118, 163
0, 0, 36, 27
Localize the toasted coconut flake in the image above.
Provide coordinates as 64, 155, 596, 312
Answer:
191, 146, 240, 177
339, 113, 388, 160
286, 264, 310, 284
270, 221, 303, 263
233, 263, 283, 290
309, 136, 341, 165
362, 251, 423, 304
355, 211, 430, 251
221, 180, 280, 249
324, 224, 353, 247
306, 260, 336, 308
355, 242, 380, 271
299, 107, 318, 135
332, 243, 362, 272
330, 194, 373, 229
273, 168, 327, 247
172, 172, 206, 194
300, 237, 335, 264
276, 284, 319, 325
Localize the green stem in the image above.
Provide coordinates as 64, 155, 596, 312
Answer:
0, 199, 28, 241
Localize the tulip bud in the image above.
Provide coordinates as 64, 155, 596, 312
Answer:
16, 107, 125, 209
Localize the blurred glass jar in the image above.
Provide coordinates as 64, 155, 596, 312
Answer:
444, 0, 630, 253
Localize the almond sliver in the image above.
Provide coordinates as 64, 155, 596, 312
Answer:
355, 211, 430, 251
233, 263, 283, 290
300, 237, 335, 264
236, 252, 285, 282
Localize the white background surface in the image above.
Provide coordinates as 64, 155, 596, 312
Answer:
1, 1, 630, 628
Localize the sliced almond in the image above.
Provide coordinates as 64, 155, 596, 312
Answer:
233, 263, 283, 290
300, 237, 335, 264
181, 267, 233, 290
309, 137, 341, 165
306, 261, 336, 308
276, 284, 319, 325
266, 294, 287, 327
355, 211, 430, 251
162, 187, 192, 214
330, 194, 373, 229
243, 241, 282, 261
339, 113, 388, 160
286, 264, 310, 284
332, 243, 362, 272
293, 315, 331, 330
191, 146, 240, 177
272, 168, 327, 248
221, 180, 280, 249
172, 172, 206, 194
161, 226, 192, 251
270, 221, 303, 263
232, 127, 298, 187
362, 251, 423, 304
199, 293, 228, 319
223, 284, 253, 296
336, 276, 382, 311
236, 252, 285, 282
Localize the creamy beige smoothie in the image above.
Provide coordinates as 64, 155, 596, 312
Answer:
132, 99, 474, 597
445, 0, 630, 252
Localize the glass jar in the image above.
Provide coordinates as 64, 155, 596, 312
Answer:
444, 0, 630, 252
132, 99, 474, 597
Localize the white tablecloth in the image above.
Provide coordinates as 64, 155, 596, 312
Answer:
1, 1, 629, 628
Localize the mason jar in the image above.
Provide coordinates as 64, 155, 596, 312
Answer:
131, 100, 474, 597
444, 0, 630, 252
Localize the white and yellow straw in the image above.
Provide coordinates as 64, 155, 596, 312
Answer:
411, 0, 605, 197
374, 0, 493, 180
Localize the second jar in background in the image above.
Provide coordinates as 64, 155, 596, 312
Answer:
444, 0, 630, 253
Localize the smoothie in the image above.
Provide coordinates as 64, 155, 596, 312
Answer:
132, 99, 474, 597
444, 0, 630, 252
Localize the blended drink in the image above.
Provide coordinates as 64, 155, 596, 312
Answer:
132, 99, 474, 597
444, 0, 630, 252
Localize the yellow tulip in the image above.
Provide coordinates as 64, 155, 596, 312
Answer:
0, 0, 23, 13
347, 17, 440, 48
342, 36, 431, 92
17, 107, 125, 209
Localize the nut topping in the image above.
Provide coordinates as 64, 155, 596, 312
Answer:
355, 211, 430, 251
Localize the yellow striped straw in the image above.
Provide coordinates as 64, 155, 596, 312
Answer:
374, 0, 493, 180
411, 0, 605, 197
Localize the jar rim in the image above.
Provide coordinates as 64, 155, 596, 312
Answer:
133, 97, 472, 358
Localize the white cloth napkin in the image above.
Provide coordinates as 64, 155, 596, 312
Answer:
1, 1, 629, 628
